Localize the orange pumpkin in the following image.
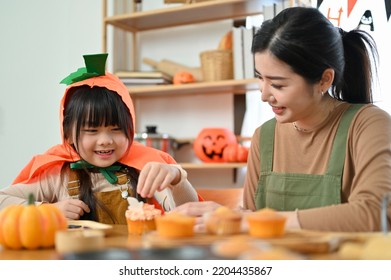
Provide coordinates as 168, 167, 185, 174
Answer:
218, 30, 233, 50
223, 143, 249, 163
173, 71, 195, 85
0, 193, 67, 250
193, 128, 237, 162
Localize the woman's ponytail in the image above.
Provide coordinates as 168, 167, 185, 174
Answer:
335, 28, 378, 103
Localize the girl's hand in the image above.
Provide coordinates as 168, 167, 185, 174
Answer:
54, 199, 90, 220
137, 162, 180, 198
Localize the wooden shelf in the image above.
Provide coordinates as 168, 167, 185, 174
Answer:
175, 135, 251, 145
128, 78, 258, 97
104, 0, 282, 32
179, 162, 247, 169
102, 0, 264, 181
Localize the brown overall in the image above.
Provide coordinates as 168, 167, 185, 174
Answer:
67, 170, 133, 224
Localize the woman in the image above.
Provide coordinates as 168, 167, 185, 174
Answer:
175, 7, 391, 232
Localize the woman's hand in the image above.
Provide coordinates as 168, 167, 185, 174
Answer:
54, 199, 90, 220
171, 201, 222, 232
137, 162, 181, 198
172, 201, 221, 216
279, 211, 301, 230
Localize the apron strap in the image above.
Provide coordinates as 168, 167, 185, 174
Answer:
66, 168, 130, 198
260, 118, 276, 174
259, 104, 364, 176
326, 104, 364, 176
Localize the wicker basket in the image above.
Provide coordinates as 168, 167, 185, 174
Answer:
200, 50, 233, 82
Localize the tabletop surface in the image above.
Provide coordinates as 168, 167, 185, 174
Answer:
0, 224, 385, 260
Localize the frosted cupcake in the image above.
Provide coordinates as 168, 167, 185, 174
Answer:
125, 197, 161, 235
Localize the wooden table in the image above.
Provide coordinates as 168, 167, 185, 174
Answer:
0, 225, 384, 260
0, 225, 132, 260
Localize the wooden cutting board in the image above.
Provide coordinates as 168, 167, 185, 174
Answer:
67, 220, 113, 236
142, 230, 348, 254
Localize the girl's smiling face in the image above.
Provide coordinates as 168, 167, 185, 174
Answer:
62, 86, 134, 167
254, 51, 322, 125
73, 125, 129, 167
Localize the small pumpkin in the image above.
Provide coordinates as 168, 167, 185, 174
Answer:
193, 128, 237, 163
173, 71, 195, 85
223, 143, 249, 163
218, 30, 233, 50
0, 193, 67, 250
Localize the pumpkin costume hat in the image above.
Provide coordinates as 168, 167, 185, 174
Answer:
13, 53, 176, 185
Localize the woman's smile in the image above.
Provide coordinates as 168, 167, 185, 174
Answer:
271, 105, 286, 115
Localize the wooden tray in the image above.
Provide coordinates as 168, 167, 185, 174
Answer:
142, 230, 363, 254
67, 220, 113, 236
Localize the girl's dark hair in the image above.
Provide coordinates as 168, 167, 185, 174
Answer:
62, 85, 135, 222
251, 7, 378, 103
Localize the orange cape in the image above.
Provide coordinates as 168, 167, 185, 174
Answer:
13, 72, 176, 184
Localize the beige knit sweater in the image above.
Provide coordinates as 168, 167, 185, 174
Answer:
0, 165, 198, 211
243, 103, 391, 232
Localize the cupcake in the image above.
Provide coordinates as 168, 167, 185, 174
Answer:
205, 206, 242, 235
155, 212, 196, 238
125, 198, 161, 235
246, 208, 287, 238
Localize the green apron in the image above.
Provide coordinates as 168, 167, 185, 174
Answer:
255, 104, 363, 211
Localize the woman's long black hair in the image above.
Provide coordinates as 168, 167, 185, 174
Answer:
252, 7, 378, 104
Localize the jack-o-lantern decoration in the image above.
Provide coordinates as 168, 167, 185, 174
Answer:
193, 128, 237, 162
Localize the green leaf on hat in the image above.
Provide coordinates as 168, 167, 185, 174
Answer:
60, 53, 108, 85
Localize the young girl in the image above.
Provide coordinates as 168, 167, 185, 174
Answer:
0, 53, 199, 224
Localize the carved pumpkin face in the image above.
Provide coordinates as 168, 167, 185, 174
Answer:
193, 128, 237, 162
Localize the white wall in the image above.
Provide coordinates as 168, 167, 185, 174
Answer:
318, 0, 391, 112
0, 0, 102, 188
